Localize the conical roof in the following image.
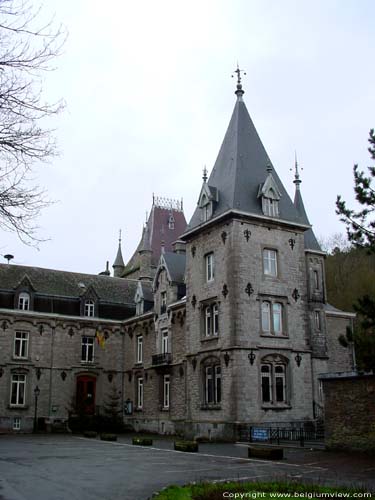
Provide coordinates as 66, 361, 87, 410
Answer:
187, 94, 303, 231
294, 184, 322, 252
113, 242, 125, 268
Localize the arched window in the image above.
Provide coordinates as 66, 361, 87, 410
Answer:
260, 355, 288, 405
18, 292, 30, 311
84, 299, 95, 317
202, 358, 221, 406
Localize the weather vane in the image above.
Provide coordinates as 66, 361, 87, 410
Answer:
291, 151, 303, 185
232, 63, 246, 97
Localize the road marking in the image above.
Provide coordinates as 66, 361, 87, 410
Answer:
73, 437, 327, 471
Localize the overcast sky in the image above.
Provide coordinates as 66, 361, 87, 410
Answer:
1, 0, 374, 274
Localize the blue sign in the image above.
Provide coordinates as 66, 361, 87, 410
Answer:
251, 427, 269, 441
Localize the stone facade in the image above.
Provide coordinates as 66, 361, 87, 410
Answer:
321, 373, 375, 453
0, 85, 355, 438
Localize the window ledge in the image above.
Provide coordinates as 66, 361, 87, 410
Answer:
200, 404, 221, 411
260, 333, 289, 339
80, 361, 95, 365
160, 407, 170, 412
201, 336, 219, 342
12, 357, 29, 362
134, 362, 143, 367
134, 408, 143, 412
262, 404, 291, 411
8, 405, 29, 410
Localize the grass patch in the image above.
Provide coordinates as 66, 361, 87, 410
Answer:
152, 481, 374, 500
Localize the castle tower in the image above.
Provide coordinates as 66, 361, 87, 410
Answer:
112, 231, 125, 278
181, 68, 317, 439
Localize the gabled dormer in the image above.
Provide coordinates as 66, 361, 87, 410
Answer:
134, 281, 154, 316
198, 178, 218, 223
14, 274, 35, 311
80, 285, 99, 318
257, 166, 282, 217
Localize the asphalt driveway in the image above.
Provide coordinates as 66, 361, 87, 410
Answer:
0, 435, 374, 500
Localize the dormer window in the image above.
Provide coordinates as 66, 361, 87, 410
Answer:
84, 299, 95, 317
168, 214, 175, 230
18, 292, 30, 311
262, 196, 279, 217
258, 168, 281, 218
198, 184, 218, 223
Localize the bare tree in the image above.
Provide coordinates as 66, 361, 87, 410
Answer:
0, 0, 65, 244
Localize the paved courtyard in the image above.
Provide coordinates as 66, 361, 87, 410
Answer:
0, 435, 374, 500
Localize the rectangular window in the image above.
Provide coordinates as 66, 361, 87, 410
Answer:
160, 292, 167, 314
261, 365, 271, 403
314, 311, 321, 331
137, 335, 143, 363
163, 375, 170, 409
13, 417, 21, 430
261, 301, 284, 336
18, 293, 30, 311
81, 337, 94, 363
14, 332, 29, 359
275, 366, 286, 402
205, 253, 214, 282
84, 300, 95, 317
263, 249, 277, 277
204, 303, 219, 337
205, 366, 214, 404
205, 306, 212, 336
10, 374, 26, 406
162, 330, 169, 354
215, 365, 221, 403
313, 270, 319, 290
137, 377, 143, 409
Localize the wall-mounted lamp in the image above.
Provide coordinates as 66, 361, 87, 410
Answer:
248, 350, 256, 365
295, 353, 302, 367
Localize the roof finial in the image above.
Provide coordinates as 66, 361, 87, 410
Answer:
232, 63, 246, 99
202, 165, 208, 183
292, 151, 303, 190
119, 229, 122, 244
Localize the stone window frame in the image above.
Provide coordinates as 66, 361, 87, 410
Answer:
136, 335, 143, 364
136, 376, 144, 410
257, 295, 289, 337
160, 291, 167, 315
262, 195, 279, 217
163, 374, 170, 409
262, 247, 278, 278
10, 373, 27, 407
14, 330, 29, 359
201, 356, 222, 409
205, 252, 215, 283
260, 354, 291, 409
161, 328, 169, 354
200, 297, 220, 340
314, 310, 322, 331
81, 336, 94, 363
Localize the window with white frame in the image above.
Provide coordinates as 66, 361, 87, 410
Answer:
261, 359, 288, 405
10, 374, 26, 406
13, 417, 21, 430
203, 362, 221, 405
168, 214, 175, 230
261, 301, 284, 335
81, 336, 94, 363
161, 329, 169, 354
163, 374, 170, 409
14, 332, 29, 359
263, 249, 277, 277
262, 196, 279, 217
84, 299, 95, 317
137, 335, 143, 363
18, 292, 30, 311
137, 377, 143, 409
205, 253, 214, 282
204, 303, 219, 337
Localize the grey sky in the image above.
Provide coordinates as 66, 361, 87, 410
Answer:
1, 0, 374, 274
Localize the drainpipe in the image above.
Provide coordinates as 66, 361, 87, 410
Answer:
48, 323, 56, 418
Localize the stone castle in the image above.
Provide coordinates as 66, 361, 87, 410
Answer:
0, 76, 355, 438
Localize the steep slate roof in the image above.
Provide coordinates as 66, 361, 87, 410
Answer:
293, 182, 322, 252
113, 241, 125, 268
162, 252, 186, 283
125, 200, 187, 274
187, 92, 304, 231
0, 264, 137, 304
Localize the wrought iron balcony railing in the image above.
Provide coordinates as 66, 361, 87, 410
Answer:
152, 353, 172, 366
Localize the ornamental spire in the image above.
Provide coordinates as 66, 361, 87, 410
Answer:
232, 63, 246, 99
202, 165, 208, 183
292, 151, 302, 191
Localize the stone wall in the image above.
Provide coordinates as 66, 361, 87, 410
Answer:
321, 373, 375, 453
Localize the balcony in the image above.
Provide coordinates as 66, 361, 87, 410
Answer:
152, 353, 172, 367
